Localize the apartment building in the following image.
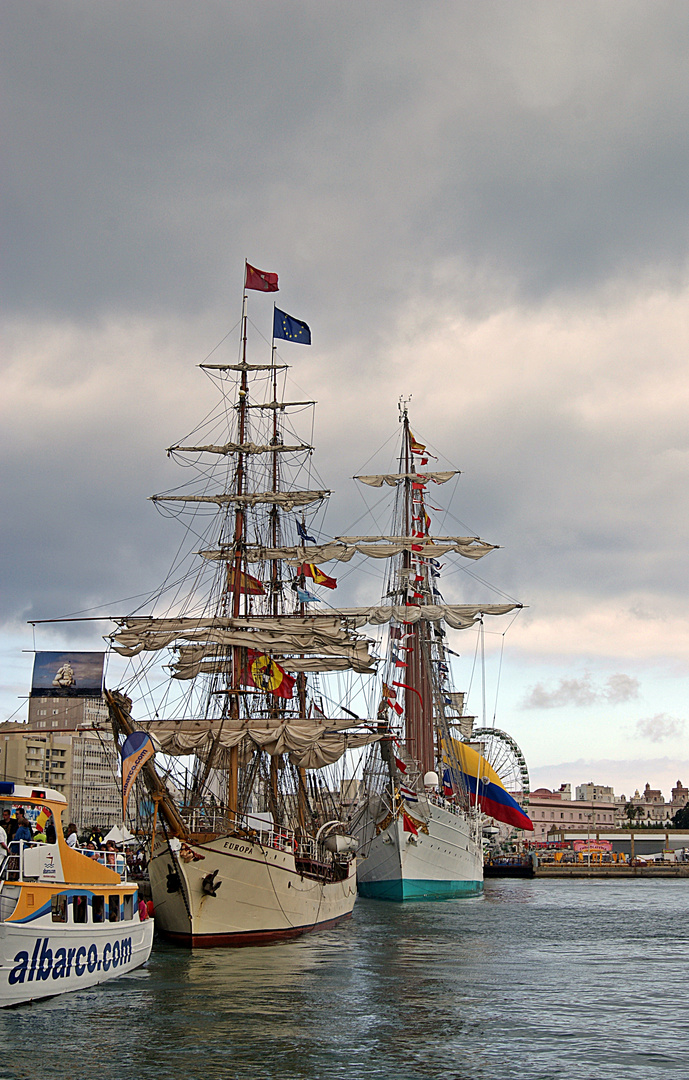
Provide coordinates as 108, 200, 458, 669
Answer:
1, 710, 124, 831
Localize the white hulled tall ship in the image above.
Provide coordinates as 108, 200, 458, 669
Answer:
349, 402, 522, 900
105, 264, 383, 946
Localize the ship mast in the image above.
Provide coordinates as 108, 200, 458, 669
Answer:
225, 291, 251, 821
399, 402, 435, 776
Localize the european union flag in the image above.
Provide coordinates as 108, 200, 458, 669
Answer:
296, 519, 316, 543
274, 307, 311, 345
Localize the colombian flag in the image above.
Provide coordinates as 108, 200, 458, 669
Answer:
298, 563, 337, 589
443, 739, 533, 831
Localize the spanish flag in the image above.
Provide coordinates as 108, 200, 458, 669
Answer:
443, 739, 533, 831
35, 806, 51, 832
298, 563, 337, 589
226, 566, 266, 595
243, 650, 295, 699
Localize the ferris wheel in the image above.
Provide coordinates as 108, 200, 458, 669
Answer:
472, 727, 530, 806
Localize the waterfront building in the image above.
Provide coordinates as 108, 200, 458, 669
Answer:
614, 783, 678, 828
575, 782, 615, 803
27, 692, 108, 731
0, 715, 123, 831
527, 785, 617, 842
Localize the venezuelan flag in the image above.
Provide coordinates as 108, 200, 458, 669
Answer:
443, 739, 533, 831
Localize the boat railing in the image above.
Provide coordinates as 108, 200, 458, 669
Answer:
1, 840, 53, 882
74, 846, 129, 881
296, 837, 319, 861
0, 842, 128, 883
426, 790, 461, 814
0, 850, 12, 882
256, 826, 297, 854
181, 807, 232, 835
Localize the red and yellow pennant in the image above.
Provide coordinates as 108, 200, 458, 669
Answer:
298, 563, 337, 589
243, 650, 295, 699
408, 430, 426, 454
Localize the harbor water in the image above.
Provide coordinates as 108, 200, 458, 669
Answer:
2, 878, 688, 1080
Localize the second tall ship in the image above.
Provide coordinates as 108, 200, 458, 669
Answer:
348, 403, 523, 900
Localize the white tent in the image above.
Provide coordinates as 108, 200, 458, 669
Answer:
103, 823, 136, 845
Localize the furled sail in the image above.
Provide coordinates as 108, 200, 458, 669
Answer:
246, 400, 316, 410
167, 441, 312, 455
150, 490, 329, 510
168, 638, 377, 678
326, 604, 522, 630
354, 471, 459, 486
144, 717, 382, 770
200, 363, 289, 372
170, 654, 375, 678
199, 535, 497, 563
109, 615, 373, 657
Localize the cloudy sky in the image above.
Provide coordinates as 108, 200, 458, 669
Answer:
3, 1, 689, 800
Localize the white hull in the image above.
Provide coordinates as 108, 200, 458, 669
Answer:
357, 798, 483, 900
149, 834, 357, 946
0, 914, 153, 1007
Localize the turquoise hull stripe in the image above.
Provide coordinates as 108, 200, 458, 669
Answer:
358, 878, 484, 902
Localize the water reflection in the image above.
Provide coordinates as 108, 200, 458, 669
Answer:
1, 881, 689, 1080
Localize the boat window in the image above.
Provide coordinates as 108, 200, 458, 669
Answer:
123, 894, 134, 921
51, 894, 67, 923
108, 895, 120, 922
72, 895, 88, 923
92, 894, 105, 923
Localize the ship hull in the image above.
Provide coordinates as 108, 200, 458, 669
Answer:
356, 800, 483, 901
149, 834, 357, 947
0, 913, 153, 1007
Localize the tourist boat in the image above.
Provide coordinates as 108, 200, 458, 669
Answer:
104, 264, 381, 946
0, 782, 153, 1007
349, 402, 525, 900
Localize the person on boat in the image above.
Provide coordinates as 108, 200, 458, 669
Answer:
0, 822, 8, 856
65, 822, 79, 848
84, 841, 98, 858
89, 825, 104, 848
13, 812, 33, 844
2, 807, 17, 843
45, 813, 57, 845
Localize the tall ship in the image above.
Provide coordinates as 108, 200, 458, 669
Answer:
349, 403, 526, 900
105, 265, 382, 946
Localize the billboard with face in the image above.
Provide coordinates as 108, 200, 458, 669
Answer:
30, 652, 105, 698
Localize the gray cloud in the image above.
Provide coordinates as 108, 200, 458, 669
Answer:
521, 673, 641, 709
635, 714, 686, 743
4, 3, 689, 325
3, 0, 689, 739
